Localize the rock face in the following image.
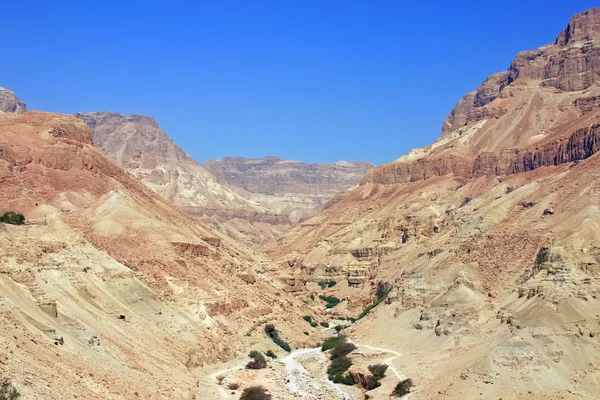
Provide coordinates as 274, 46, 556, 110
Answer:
74, 112, 293, 246
205, 157, 373, 222
272, 8, 600, 400
0, 110, 309, 399
0, 87, 26, 114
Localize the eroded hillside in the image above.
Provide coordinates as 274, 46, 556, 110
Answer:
271, 8, 600, 399
0, 110, 312, 399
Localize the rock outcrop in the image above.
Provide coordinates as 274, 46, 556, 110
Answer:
0, 87, 26, 114
204, 156, 373, 222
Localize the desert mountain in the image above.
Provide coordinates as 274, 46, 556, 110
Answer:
271, 8, 600, 399
204, 156, 373, 222
0, 110, 312, 398
74, 111, 294, 247
75, 112, 372, 247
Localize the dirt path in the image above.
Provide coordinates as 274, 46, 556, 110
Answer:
211, 362, 245, 399
355, 343, 405, 380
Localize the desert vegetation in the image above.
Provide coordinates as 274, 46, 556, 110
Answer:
0, 212, 25, 225
318, 279, 337, 288
240, 386, 272, 400
357, 283, 392, 320
246, 350, 268, 369
265, 350, 277, 359
366, 363, 388, 390
319, 294, 342, 308
0, 381, 20, 400
392, 378, 414, 397
325, 336, 356, 385
264, 324, 291, 352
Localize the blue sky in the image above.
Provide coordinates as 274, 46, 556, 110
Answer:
2, 1, 597, 165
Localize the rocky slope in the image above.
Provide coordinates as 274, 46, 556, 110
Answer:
205, 157, 373, 222
271, 8, 600, 400
0, 110, 315, 399
74, 112, 292, 246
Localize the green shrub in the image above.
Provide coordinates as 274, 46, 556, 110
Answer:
0, 381, 20, 400
327, 355, 352, 376
392, 379, 414, 397
303, 331, 309, 335
357, 285, 392, 321
368, 364, 388, 379
246, 353, 267, 369
365, 364, 388, 390
318, 280, 337, 289
321, 336, 342, 351
320, 322, 329, 328
248, 350, 260, 359
0, 212, 25, 225
330, 372, 354, 385
334, 325, 343, 333
303, 315, 313, 323
264, 324, 291, 352
331, 340, 356, 359
326, 337, 357, 386
265, 350, 277, 359
319, 295, 341, 309
310, 321, 318, 328
240, 386, 272, 400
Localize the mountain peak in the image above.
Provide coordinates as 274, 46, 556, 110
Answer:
555, 7, 600, 46
0, 86, 27, 114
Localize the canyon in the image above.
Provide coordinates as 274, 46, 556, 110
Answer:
74, 112, 370, 247
1, 6, 600, 400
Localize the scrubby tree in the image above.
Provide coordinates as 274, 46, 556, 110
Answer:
240, 386, 271, 400
392, 379, 414, 397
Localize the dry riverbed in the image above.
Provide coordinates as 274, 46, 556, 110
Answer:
209, 343, 408, 399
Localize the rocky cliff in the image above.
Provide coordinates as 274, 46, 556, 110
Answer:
272, 8, 600, 400
0, 86, 27, 114
0, 109, 312, 399
205, 156, 373, 222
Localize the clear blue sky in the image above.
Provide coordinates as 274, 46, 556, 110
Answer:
3, 1, 597, 165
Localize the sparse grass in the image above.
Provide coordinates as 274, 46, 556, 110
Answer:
0, 381, 20, 400
392, 379, 414, 397
0, 212, 25, 225
319, 295, 342, 309
240, 386, 272, 400
264, 324, 291, 352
